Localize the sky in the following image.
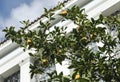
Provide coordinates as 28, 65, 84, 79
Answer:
0, 0, 64, 42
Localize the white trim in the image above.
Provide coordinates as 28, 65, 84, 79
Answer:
0, 40, 11, 50
87, 0, 120, 18
0, 47, 23, 66
84, 0, 107, 13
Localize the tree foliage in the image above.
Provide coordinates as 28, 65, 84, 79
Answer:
3, 6, 120, 82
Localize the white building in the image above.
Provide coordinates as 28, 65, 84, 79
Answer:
0, 0, 120, 82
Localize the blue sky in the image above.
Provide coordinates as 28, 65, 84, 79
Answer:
0, 0, 32, 18
0, 0, 64, 42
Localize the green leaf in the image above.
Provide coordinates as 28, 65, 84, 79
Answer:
91, 18, 95, 23
63, 77, 71, 82
78, 78, 89, 82
29, 53, 34, 56
31, 72, 34, 79
72, 71, 78, 80
68, 64, 74, 69
44, 8, 48, 13
99, 14, 103, 21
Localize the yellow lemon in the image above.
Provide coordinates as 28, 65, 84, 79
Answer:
93, 32, 97, 36
82, 37, 87, 41
57, 49, 62, 55
75, 74, 80, 80
42, 59, 48, 65
27, 39, 32, 44
61, 10, 67, 15
58, 49, 62, 53
90, 34, 93, 39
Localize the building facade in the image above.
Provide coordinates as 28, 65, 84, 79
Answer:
0, 0, 120, 82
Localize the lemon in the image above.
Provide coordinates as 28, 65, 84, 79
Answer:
90, 34, 93, 39
58, 49, 62, 53
82, 37, 87, 41
42, 59, 48, 65
93, 32, 97, 36
57, 49, 62, 55
75, 74, 80, 80
27, 39, 32, 44
61, 10, 67, 15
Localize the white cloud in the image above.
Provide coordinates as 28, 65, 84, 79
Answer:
0, 0, 64, 39
1, 0, 64, 27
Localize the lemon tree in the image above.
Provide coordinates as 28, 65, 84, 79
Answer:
3, 6, 120, 82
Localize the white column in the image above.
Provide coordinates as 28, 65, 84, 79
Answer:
0, 75, 4, 82
19, 58, 31, 82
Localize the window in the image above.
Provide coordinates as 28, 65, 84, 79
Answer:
4, 71, 20, 82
